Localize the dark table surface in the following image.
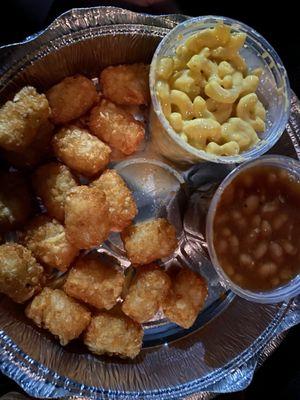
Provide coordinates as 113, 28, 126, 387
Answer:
0, 1, 299, 399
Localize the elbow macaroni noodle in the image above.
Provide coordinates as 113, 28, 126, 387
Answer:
156, 23, 266, 156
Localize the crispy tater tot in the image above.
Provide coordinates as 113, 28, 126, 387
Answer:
0, 171, 32, 232
3, 119, 54, 168
121, 218, 178, 265
89, 100, 145, 155
64, 254, 124, 310
84, 311, 143, 358
26, 288, 91, 346
0, 243, 45, 303
91, 169, 137, 231
162, 267, 208, 329
46, 75, 98, 124
32, 162, 77, 222
100, 64, 150, 106
65, 186, 110, 250
23, 216, 78, 272
52, 125, 111, 177
0, 86, 50, 151
122, 264, 171, 323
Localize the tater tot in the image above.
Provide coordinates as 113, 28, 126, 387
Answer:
64, 254, 124, 310
3, 119, 54, 168
0, 171, 32, 232
26, 288, 91, 346
100, 64, 150, 106
91, 169, 137, 231
64, 186, 110, 250
0, 86, 50, 151
89, 100, 145, 155
162, 267, 208, 329
46, 75, 98, 124
23, 216, 78, 272
84, 311, 143, 358
121, 218, 178, 265
32, 162, 77, 222
52, 125, 111, 177
122, 264, 171, 323
0, 243, 45, 303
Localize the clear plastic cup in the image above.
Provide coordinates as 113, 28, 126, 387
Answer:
149, 16, 291, 165
206, 155, 300, 303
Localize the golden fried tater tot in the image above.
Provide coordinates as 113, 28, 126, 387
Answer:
52, 125, 111, 177
46, 75, 98, 125
3, 119, 54, 168
23, 216, 78, 272
100, 64, 150, 105
0, 171, 32, 232
65, 186, 110, 250
91, 169, 137, 231
26, 288, 91, 346
0, 243, 44, 303
89, 100, 145, 155
0, 86, 50, 151
162, 267, 208, 329
122, 264, 171, 323
121, 218, 178, 265
64, 255, 124, 310
32, 162, 77, 222
84, 311, 143, 358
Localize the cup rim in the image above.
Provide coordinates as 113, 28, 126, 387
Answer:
205, 154, 300, 303
149, 15, 292, 164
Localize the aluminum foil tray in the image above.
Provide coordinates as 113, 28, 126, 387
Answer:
0, 6, 299, 400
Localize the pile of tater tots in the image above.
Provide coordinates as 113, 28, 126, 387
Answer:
0, 64, 207, 359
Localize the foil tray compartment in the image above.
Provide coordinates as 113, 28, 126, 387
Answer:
0, 6, 300, 400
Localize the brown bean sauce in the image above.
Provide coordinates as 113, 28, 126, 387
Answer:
213, 166, 300, 291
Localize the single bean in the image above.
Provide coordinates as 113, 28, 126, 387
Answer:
282, 240, 297, 255
252, 215, 261, 228
260, 194, 266, 203
280, 269, 292, 281
237, 189, 245, 200
222, 228, 231, 237
239, 253, 254, 268
273, 214, 288, 230
215, 214, 228, 225
229, 235, 239, 247
217, 240, 228, 253
254, 242, 268, 259
246, 228, 260, 244
259, 262, 277, 277
232, 210, 242, 220
261, 220, 272, 237
243, 174, 253, 188
278, 169, 289, 180
223, 186, 235, 205
236, 218, 247, 230
271, 277, 280, 287
262, 201, 278, 213
243, 195, 259, 214
234, 273, 244, 284
268, 173, 277, 184
269, 241, 283, 259
224, 263, 234, 276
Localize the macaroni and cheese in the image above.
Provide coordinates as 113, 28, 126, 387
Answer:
156, 23, 267, 156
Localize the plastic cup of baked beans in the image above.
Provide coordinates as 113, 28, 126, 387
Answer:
206, 155, 300, 303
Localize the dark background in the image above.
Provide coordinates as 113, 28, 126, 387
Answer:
0, 1, 299, 399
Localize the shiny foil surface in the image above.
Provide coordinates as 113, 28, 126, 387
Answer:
0, 6, 299, 400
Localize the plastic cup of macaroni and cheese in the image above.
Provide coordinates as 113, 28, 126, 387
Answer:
205, 155, 300, 303
149, 15, 291, 165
